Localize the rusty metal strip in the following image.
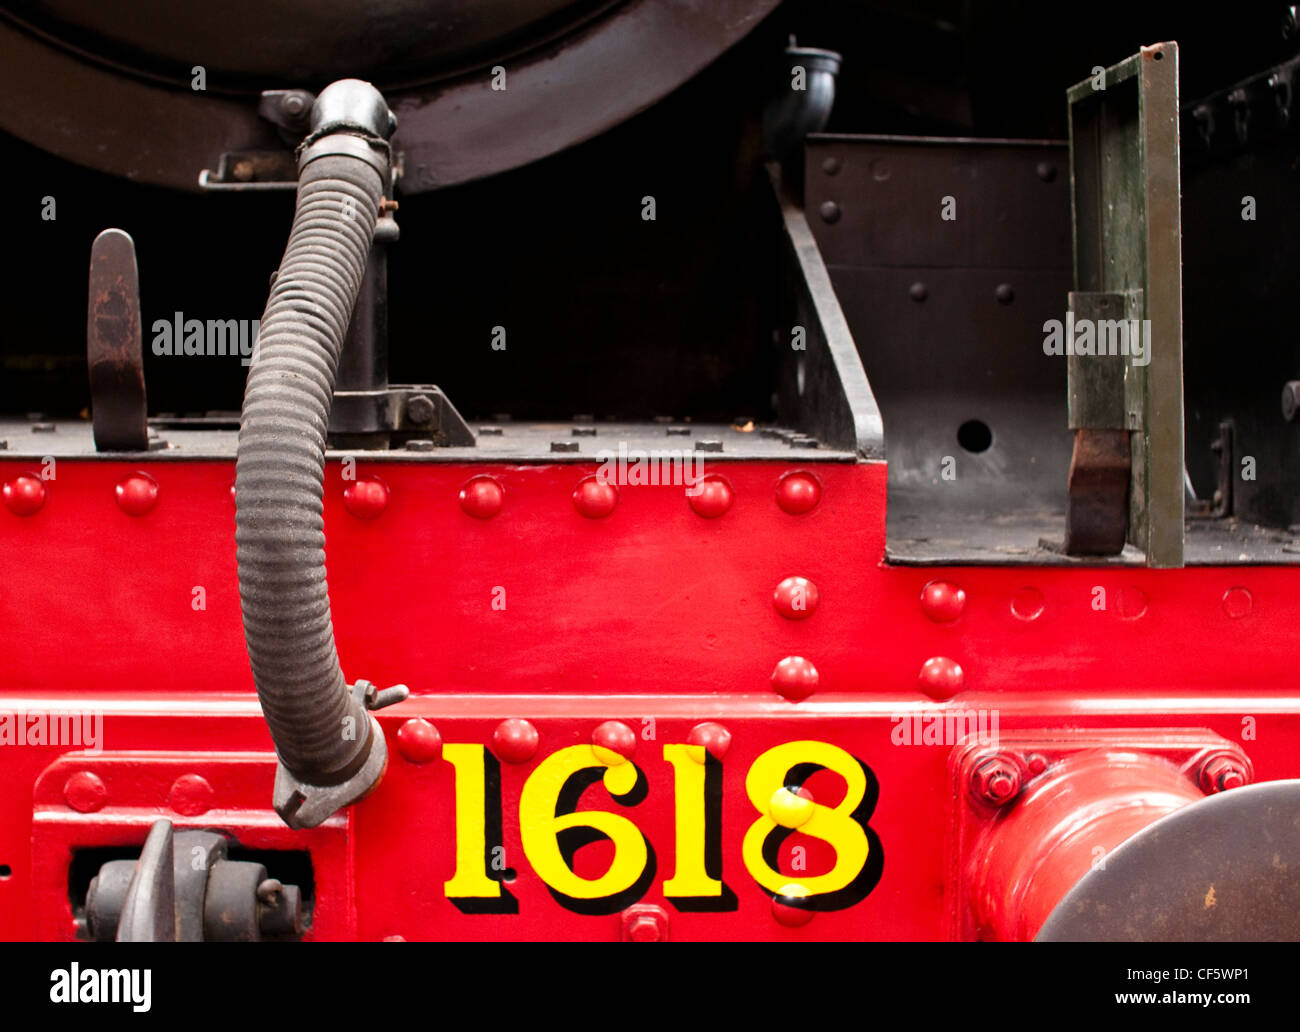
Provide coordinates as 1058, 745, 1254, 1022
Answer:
87, 228, 149, 452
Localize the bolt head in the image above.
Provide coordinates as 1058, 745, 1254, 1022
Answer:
406, 394, 435, 426
973, 757, 1022, 806
620, 904, 669, 942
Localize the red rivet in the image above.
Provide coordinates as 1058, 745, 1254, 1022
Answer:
1011, 586, 1045, 622
492, 718, 540, 763
168, 774, 214, 816
459, 476, 504, 519
772, 656, 819, 700
592, 720, 637, 762
688, 476, 733, 518
686, 721, 732, 760
1117, 586, 1148, 620
771, 887, 815, 927
1222, 587, 1252, 619
3, 474, 45, 516
573, 476, 618, 519
343, 475, 389, 519
773, 576, 819, 619
114, 472, 158, 516
63, 771, 107, 813
920, 580, 965, 622
229, 483, 237, 506
919, 656, 964, 699
395, 718, 443, 763
1026, 753, 1049, 776
775, 472, 821, 514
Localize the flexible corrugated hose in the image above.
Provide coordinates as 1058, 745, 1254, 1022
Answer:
234, 80, 397, 828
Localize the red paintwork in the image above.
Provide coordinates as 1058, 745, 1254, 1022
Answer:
2, 456, 1299, 940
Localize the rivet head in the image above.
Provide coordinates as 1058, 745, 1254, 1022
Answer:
459, 476, 504, 519
343, 475, 389, 519
1011, 586, 1045, 622
492, 719, 540, 764
396, 718, 443, 764
772, 884, 814, 927
688, 476, 733, 518
168, 774, 214, 816
114, 473, 158, 516
686, 721, 731, 761
3, 474, 45, 516
995, 283, 1015, 304
573, 476, 618, 519
819, 200, 841, 224
775, 472, 821, 515
770, 787, 815, 828
229, 483, 238, 506
773, 577, 819, 620
63, 771, 107, 813
592, 720, 636, 765
920, 580, 965, 622
909, 282, 928, 302
919, 656, 964, 699
1117, 586, 1148, 620
1222, 587, 1252, 618
772, 656, 819, 700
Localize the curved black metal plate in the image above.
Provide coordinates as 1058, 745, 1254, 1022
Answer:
0, 0, 780, 192
1037, 780, 1300, 941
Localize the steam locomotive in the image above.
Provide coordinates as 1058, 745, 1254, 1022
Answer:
1, 0, 1298, 946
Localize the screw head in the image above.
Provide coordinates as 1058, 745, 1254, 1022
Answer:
3, 474, 45, 515
459, 476, 504, 519
343, 475, 389, 519
115, 473, 159, 516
